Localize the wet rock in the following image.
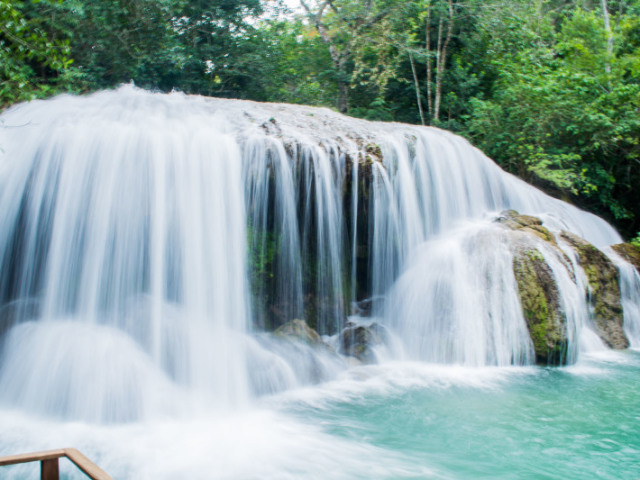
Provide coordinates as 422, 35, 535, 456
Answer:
496, 211, 571, 364
267, 319, 343, 385
512, 246, 568, 365
349, 296, 383, 317
339, 322, 389, 364
612, 242, 640, 273
560, 232, 628, 350
495, 210, 556, 244
496, 210, 629, 359
274, 318, 324, 346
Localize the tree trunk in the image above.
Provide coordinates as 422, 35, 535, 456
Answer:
434, 0, 453, 123
300, 0, 349, 112
333, 51, 349, 113
601, 0, 613, 79
337, 77, 349, 113
425, 3, 433, 124
409, 52, 426, 125
434, 17, 443, 122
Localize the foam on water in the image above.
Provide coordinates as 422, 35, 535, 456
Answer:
0, 407, 437, 480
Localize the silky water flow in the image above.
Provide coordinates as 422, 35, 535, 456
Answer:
0, 86, 639, 479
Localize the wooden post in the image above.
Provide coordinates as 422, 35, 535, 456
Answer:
41, 458, 59, 480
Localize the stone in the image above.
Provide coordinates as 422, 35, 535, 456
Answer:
274, 318, 324, 346
512, 246, 568, 365
495, 210, 557, 245
339, 322, 388, 364
560, 232, 628, 349
612, 242, 640, 273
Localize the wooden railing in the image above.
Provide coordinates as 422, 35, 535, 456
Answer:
0, 448, 112, 480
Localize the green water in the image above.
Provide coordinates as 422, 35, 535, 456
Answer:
275, 351, 640, 479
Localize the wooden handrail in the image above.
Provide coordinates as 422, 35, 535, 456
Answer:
0, 448, 112, 480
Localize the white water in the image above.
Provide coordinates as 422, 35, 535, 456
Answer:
0, 86, 639, 476
609, 250, 640, 346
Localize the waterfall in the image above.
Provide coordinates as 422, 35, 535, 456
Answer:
609, 252, 640, 346
0, 86, 636, 423
0, 88, 252, 421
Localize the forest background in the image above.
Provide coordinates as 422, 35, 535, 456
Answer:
2, 0, 640, 240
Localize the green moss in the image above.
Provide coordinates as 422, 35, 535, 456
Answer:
246, 222, 280, 330
529, 322, 548, 353
363, 143, 382, 164
521, 225, 553, 243
612, 242, 640, 272
512, 248, 566, 365
561, 231, 628, 349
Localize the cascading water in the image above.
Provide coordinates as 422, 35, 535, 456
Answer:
610, 251, 640, 346
0, 91, 253, 421
1, 86, 639, 478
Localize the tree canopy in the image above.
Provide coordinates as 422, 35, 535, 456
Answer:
2, 0, 640, 239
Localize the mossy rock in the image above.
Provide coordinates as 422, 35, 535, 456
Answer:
496, 210, 557, 246
364, 143, 382, 162
512, 246, 567, 365
274, 319, 324, 346
561, 232, 628, 349
612, 242, 640, 273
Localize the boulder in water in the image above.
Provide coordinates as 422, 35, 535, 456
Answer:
274, 319, 325, 346
561, 232, 628, 349
339, 322, 389, 364
349, 296, 384, 317
498, 211, 570, 364
512, 245, 568, 365
266, 319, 344, 386
499, 211, 630, 360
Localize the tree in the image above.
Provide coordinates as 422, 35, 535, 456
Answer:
257, 18, 338, 106
298, 0, 402, 113
0, 0, 75, 106
463, 2, 640, 235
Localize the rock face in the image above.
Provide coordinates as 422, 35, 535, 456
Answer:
497, 210, 630, 363
496, 209, 555, 243
612, 242, 640, 272
512, 246, 568, 364
339, 322, 389, 364
561, 232, 628, 349
498, 210, 570, 364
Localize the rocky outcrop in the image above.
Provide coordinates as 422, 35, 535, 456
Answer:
339, 322, 389, 364
495, 210, 556, 244
612, 242, 640, 273
497, 210, 630, 363
349, 296, 385, 317
560, 232, 628, 349
273, 318, 390, 365
497, 211, 570, 364
511, 247, 568, 364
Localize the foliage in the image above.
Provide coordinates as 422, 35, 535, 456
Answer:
3, 0, 640, 238
462, 3, 640, 234
0, 0, 76, 106
257, 19, 338, 106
